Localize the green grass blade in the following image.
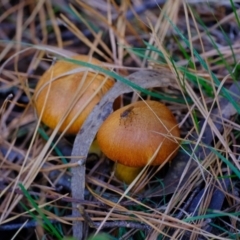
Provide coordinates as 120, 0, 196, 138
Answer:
19, 183, 62, 239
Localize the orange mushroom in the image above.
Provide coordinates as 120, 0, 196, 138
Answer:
97, 100, 180, 184
34, 55, 115, 134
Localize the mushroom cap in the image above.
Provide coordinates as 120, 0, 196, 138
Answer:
34, 55, 114, 134
97, 100, 180, 168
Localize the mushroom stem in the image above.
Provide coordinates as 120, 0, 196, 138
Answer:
89, 139, 101, 156
114, 163, 142, 184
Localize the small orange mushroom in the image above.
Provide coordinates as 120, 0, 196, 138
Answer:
97, 100, 180, 184
34, 55, 115, 134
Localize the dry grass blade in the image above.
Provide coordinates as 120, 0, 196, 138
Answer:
157, 80, 240, 196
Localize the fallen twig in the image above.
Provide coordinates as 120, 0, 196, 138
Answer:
71, 68, 177, 240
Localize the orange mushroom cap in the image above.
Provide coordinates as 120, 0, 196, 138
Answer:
34, 55, 115, 134
97, 100, 180, 168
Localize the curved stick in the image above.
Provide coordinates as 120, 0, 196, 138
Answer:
71, 69, 176, 239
